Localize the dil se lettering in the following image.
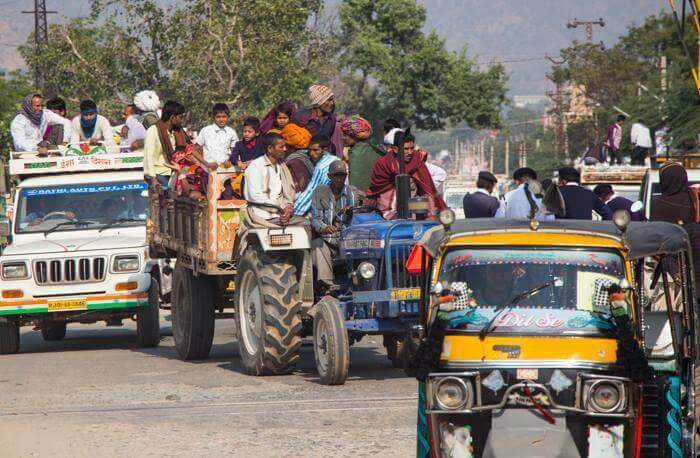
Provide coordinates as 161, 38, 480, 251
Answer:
494, 311, 564, 329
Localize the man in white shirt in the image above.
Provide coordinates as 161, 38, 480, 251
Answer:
244, 132, 296, 225
121, 104, 147, 151
10, 93, 72, 153
421, 150, 447, 196
70, 99, 116, 147
196, 103, 239, 166
630, 118, 652, 165
495, 167, 553, 220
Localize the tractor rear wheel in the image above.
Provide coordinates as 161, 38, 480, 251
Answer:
171, 264, 215, 360
235, 248, 301, 375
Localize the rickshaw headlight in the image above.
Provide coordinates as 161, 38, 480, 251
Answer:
588, 380, 624, 413
357, 262, 376, 280
434, 376, 473, 410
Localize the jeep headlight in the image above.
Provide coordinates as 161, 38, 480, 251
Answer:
2, 262, 28, 280
112, 255, 140, 273
433, 376, 473, 410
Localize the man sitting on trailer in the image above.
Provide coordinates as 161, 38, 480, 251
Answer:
70, 100, 116, 147
10, 94, 72, 154
243, 132, 298, 227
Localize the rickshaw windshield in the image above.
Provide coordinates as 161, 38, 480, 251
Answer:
437, 247, 627, 336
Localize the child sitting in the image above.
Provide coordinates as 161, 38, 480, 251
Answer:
230, 117, 265, 171
196, 103, 239, 167
168, 144, 212, 201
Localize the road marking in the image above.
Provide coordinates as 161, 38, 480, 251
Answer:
0, 395, 418, 418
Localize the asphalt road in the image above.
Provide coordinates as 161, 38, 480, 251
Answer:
0, 317, 417, 457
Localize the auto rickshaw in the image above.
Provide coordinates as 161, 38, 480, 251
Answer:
408, 211, 698, 457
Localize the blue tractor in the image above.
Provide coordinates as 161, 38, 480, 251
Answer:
310, 210, 437, 385
309, 127, 441, 385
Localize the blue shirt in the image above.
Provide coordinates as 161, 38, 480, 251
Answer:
294, 154, 339, 215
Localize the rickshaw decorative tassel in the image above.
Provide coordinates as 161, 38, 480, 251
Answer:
522, 385, 556, 424
665, 376, 683, 458
416, 382, 432, 458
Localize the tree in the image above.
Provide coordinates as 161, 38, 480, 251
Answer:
337, 0, 507, 130
19, 0, 333, 125
0, 72, 33, 156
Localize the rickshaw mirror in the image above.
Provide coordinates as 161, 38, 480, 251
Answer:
630, 201, 644, 213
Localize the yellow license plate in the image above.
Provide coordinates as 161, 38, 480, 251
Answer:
391, 288, 421, 301
48, 299, 87, 312
517, 368, 539, 380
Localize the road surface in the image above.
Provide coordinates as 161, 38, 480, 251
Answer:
0, 317, 416, 457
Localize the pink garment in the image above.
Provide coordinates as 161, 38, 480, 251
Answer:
605, 123, 622, 150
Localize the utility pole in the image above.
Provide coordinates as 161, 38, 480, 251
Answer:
23, 0, 57, 91
504, 138, 510, 177
546, 55, 569, 160
489, 144, 494, 174
567, 17, 605, 44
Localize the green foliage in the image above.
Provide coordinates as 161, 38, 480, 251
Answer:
0, 71, 33, 157
337, 0, 507, 130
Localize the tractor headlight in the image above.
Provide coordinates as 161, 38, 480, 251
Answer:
433, 376, 473, 410
357, 262, 376, 280
587, 380, 625, 413
112, 255, 140, 273
438, 209, 456, 229
2, 262, 29, 280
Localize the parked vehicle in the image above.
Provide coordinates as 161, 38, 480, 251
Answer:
0, 150, 168, 353
410, 213, 698, 457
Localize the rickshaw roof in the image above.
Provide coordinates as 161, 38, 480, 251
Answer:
419, 219, 690, 260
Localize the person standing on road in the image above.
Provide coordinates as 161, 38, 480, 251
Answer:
604, 114, 626, 165
463, 171, 499, 218
630, 118, 652, 166
557, 167, 612, 220
310, 161, 359, 291
495, 167, 551, 220
10, 93, 72, 153
70, 99, 116, 147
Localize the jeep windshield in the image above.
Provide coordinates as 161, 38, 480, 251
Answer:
16, 181, 148, 234
437, 247, 626, 336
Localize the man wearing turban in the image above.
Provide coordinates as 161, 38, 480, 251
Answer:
340, 115, 384, 193
292, 84, 343, 157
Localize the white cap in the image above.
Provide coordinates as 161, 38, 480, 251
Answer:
383, 127, 404, 146
133, 90, 161, 113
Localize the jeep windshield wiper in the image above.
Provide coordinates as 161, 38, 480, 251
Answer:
44, 220, 91, 236
478, 281, 554, 340
98, 218, 143, 233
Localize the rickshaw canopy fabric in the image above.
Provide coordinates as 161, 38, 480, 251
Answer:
418, 219, 691, 260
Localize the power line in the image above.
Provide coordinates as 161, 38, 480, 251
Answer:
22, 0, 57, 90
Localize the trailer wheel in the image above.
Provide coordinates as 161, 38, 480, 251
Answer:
137, 277, 161, 348
313, 296, 349, 385
383, 334, 401, 368
41, 321, 66, 341
235, 248, 301, 375
0, 318, 19, 354
172, 264, 215, 360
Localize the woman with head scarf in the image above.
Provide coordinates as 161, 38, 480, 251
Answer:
70, 99, 116, 147
650, 162, 697, 225
10, 93, 73, 153
340, 114, 384, 193
259, 101, 296, 134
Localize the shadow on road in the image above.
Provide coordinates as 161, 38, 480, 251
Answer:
16, 327, 149, 354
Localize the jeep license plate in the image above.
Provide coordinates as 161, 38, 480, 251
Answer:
391, 288, 421, 301
48, 299, 87, 312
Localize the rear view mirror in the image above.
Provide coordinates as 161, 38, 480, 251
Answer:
631, 201, 644, 213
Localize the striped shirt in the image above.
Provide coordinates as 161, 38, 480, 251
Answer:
294, 154, 339, 215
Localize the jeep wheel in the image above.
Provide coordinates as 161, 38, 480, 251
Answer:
313, 296, 349, 385
137, 277, 161, 347
0, 318, 19, 354
235, 248, 301, 375
172, 264, 215, 360
41, 321, 67, 341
